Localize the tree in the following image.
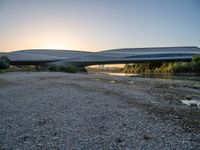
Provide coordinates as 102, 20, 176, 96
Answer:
0, 56, 10, 69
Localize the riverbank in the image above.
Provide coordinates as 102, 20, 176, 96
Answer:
0, 72, 200, 149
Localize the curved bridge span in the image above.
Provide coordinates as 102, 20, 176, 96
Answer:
1, 46, 200, 66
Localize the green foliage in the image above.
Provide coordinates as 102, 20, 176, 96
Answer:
173, 62, 192, 73
123, 55, 200, 74
124, 63, 163, 74
47, 64, 57, 72
18, 65, 37, 71
0, 56, 10, 69
47, 64, 85, 73
192, 55, 200, 63
0, 65, 39, 73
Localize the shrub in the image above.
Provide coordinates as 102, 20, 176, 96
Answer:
58, 65, 78, 73
47, 64, 57, 72
123, 61, 200, 74
47, 64, 79, 73
172, 62, 193, 73
0, 56, 10, 69
192, 63, 200, 73
192, 55, 200, 63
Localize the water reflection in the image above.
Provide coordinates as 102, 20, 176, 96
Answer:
103, 72, 200, 82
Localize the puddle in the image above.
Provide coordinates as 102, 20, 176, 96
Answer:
181, 100, 200, 108
109, 80, 116, 83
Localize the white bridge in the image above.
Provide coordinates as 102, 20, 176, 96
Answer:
1, 46, 200, 66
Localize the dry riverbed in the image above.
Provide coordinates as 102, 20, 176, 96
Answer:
0, 72, 200, 149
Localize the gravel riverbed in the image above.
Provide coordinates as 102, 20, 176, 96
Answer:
0, 72, 200, 149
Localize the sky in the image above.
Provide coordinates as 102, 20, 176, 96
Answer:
0, 0, 199, 52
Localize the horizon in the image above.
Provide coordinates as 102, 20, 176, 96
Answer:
0, 0, 200, 52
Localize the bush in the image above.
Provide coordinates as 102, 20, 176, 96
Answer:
0, 56, 10, 69
192, 55, 200, 63
59, 65, 78, 73
47, 64, 79, 73
173, 62, 192, 73
47, 64, 57, 72
193, 63, 200, 73
123, 59, 200, 74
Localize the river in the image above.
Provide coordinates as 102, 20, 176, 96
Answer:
93, 72, 200, 82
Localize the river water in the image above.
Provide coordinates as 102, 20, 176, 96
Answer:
101, 72, 200, 82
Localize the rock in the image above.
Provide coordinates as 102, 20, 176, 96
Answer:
37, 143, 43, 147
190, 103, 198, 108
186, 96, 192, 100
115, 137, 122, 143
143, 135, 152, 140
19, 135, 30, 142
52, 136, 59, 140
122, 123, 126, 127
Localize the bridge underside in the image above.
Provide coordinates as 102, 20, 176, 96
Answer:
1, 46, 200, 67
9, 57, 192, 67
51, 58, 193, 67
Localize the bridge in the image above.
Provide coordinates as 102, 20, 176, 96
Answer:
1, 46, 200, 67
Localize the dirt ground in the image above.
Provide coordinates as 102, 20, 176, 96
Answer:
0, 72, 200, 149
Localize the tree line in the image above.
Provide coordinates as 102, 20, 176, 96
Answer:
123, 55, 200, 74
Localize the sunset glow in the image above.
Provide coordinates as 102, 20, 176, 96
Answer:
0, 0, 199, 52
